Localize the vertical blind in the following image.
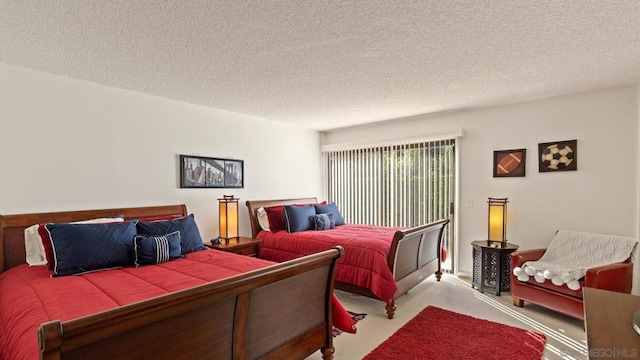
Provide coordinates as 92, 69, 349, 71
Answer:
323, 139, 455, 271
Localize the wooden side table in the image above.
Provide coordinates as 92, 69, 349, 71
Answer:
206, 237, 261, 257
471, 240, 519, 296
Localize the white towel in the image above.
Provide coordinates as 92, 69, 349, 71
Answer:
513, 230, 638, 290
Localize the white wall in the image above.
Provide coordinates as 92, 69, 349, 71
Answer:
0, 63, 323, 240
3, 63, 639, 291
323, 85, 640, 290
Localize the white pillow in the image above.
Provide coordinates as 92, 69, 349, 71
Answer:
25, 224, 47, 266
256, 207, 271, 232
24, 216, 125, 266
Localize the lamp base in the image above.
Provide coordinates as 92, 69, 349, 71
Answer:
486, 240, 507, 248
213, 236, 240, 245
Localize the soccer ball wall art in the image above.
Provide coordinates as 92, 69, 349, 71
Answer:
538, 140, 577, 172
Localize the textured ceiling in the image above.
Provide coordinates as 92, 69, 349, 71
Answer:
1, 1, 639, 131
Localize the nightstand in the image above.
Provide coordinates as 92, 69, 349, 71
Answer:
471, 240, 519, 296
206, 237, 261, 257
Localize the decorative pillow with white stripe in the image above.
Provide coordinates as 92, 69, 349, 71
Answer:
313, 212, 335, 231
133, 231, 184, 267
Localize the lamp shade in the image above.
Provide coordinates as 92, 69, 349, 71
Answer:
487, 198, 508, 242
219, 195, 239, 241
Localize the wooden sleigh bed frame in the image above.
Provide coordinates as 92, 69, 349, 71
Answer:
0, 204, 342, 360
246, 198, 450, 319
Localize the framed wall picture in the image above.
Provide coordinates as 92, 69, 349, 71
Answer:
493, 149, 526, 177
538, 140, 577, 172
180, 155, 244, 188
222, 159, 244, 188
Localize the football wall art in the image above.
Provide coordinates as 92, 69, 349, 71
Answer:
493, 149, 526, 177
538, 140, 577, 172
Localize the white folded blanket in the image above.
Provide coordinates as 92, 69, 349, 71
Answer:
513, 230, 638, 290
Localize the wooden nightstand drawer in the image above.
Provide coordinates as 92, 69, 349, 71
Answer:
206, 237, 261, 257
233, 245, 259, 257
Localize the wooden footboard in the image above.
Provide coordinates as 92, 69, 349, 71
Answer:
391, 218, 450, 288
39, 247, 343, 360
387, 219, 449, 317
334, 219, 450, 319
245, 198, 450, 319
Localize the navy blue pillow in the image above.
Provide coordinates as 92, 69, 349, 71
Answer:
136, 214, 205, 254
284, 205, 316, 233
314, 203, 345, 225
313, 212, 335, 230
45, 221, 138, 277
133, 231, 184, 267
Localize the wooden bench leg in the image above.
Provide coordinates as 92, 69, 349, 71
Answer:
436, 270, 442, 281
513, 297, 524, 307
386, 301, 396, 319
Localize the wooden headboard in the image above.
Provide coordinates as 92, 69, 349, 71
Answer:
245, 198, 318, 238
0, 204, 188, 274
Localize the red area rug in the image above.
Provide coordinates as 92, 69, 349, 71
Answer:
363, 306, 546, 360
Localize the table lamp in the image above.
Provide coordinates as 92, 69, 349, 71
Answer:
487, 197, 508, 247
218, 195, 239, 243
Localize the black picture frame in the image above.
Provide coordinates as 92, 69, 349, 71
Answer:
538, 140, 577, 173
493, 149, 526, 177
180, 155, 244, 188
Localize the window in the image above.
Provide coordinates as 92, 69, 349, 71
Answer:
323, 139, 455, 271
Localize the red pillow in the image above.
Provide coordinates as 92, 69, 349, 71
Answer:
265, 206, 286, 232
38, 224, 55, 270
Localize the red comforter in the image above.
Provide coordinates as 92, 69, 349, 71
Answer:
258, 224, 401, 305
0, 249, 352, 360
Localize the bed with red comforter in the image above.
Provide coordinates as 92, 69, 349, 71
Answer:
246, 198, 450, 319
0, 204, 350, 360
0, 250, 273, 359
258, 224, 400, 307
